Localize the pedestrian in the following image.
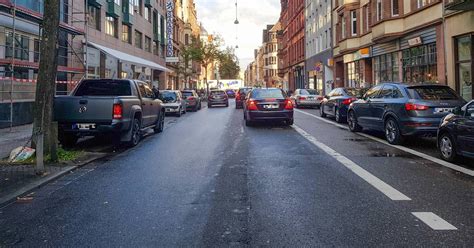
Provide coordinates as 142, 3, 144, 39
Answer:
152, 85, 160, 98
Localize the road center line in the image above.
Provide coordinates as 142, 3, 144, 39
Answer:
293, 125, 411, 201
412, 212, 457, 230
295, 109, 474, 177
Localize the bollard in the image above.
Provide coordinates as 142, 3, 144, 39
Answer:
36, 133, 44, 172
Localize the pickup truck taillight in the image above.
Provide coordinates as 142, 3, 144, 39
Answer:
113, 103, 123, 119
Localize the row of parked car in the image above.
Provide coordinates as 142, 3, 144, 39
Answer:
310, 83, 473, 162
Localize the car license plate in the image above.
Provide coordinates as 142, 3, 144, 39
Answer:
263, 104, 279, 109
73, 123, 96, 130
307, 97, 313, 100
434, 108, 454, 113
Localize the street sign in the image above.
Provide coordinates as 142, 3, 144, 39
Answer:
165, 57, 179, 63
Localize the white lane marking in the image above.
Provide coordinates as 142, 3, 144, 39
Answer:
293, 125, 411, 201
412, 212, 457, 230
295, 109, 474, 177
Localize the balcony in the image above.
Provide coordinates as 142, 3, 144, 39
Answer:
144, 0, 152, 7
122, 12, 134, 25
107, 1, 121, 18
371, 18, 404, 43
87, 0, 104, 8
445, 0, 474, 10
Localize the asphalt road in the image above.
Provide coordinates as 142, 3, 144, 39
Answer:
0, 100, 472, 247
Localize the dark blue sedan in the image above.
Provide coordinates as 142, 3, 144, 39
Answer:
437, 100, 474, 162
320, 87, 367, 123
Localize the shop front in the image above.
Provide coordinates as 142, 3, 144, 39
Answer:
455, 33, 473, 101
343, 48, 371, 88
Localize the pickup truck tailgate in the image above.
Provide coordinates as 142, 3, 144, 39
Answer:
54, 96, 115, 123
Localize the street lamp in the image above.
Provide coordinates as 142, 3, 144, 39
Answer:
234, 0, 239, 24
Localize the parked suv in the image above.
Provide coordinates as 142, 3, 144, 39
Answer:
159, 90, 187, 117
347, 83, 465, 145
437, 100, 474, 162
181, 90, 202, 112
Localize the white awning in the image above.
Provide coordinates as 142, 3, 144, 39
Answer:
88, 42, 172, 73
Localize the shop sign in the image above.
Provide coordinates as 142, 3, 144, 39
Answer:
165, 57, 179, 63
408, 36, 423, 47
343, 54, 354, 63
327, 58, 334, 67
166, 0, 174, 57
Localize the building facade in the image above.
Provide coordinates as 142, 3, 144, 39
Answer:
305, 0, 333, 95
286, 0, 305, 91
277, 0, 290, 90
262, 24, 281, 87
331, 0, 473, 102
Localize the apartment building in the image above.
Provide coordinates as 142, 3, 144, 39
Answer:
277, 0, 290, 90
332, 0, 473, 102
305, 0, 333, 94
262, 24, 280, 87
287, 0, 306, 90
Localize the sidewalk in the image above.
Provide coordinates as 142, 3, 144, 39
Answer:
0, 124, 32, 159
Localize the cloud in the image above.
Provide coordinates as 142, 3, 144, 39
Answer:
194, 0, 280, 69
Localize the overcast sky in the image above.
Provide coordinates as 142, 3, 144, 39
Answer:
194, 0, 280, 70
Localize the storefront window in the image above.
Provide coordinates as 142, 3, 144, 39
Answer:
373, 52, 399, 84
402, 43, 437, 83
346, 61, 362, 88
456, 35, 473, 101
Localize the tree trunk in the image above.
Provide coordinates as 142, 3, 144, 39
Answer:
204, 63, 209, 96
32, 0, 60, 161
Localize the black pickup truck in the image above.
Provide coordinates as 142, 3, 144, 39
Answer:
54, 79, 165, 147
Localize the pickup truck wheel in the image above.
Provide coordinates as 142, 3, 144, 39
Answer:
128, 118, 141, 147
59, 133, 78, 148
154, 112, 165, 133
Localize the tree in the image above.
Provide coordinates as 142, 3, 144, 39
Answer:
218, 47, 240, 79
32, 0, 60, 163
190, 35, 222, 94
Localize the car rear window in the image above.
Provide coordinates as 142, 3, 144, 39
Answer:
251, 89, 285, 99
159, 91, 177, 103
74, 80, 131, 96
300, 89, 318, 95
407, 86, 459, 100
211, 91, 225, 96
181, 91, 194, 97
345, 88, 367, 97
239, 88, 252, 94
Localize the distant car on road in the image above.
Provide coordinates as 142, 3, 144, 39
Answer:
290, 89, 323, 109
208, 90, 229, 108
235, 87, 253, 109
243, 88, 294, 126
226, 89, 236, 98
348, 83, 466, 145
437, 100, 474, 162
159, 90, 187, 117
320, 87, 368, 123
181, 90, 202, 112
54, 79, 165, 147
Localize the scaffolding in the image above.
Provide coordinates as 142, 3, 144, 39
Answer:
0, 0, 87, 130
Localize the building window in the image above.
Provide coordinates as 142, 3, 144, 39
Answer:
365, 5, 371, 32
417, 0, 431, 9
137, 0, 143, 16
346, 61, 363, 88
122, 24, 132, 44
455, 35, 473, 101
145, 36, 151, 52
374, 52, 400, 84
5, 32, 29, 61
105, 15, 118, 38
391, 0, 399, 16
153, 41, 159, 55
341, 16, 346, 39
144, 6, 151, 21
135, 30, 143, 49
376, 0, 383, 21
87, 4, 101, 30
114, 0, 121, 5
350, 10, 357, 36
402, 43, 438, 84
128, 0, 134, 15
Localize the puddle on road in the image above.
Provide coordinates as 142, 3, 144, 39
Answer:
344, 138, 369, 142
368, 151, 418, 159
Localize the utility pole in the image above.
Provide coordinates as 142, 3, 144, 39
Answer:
32, 0, 60, 164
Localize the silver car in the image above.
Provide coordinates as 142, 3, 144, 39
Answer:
291, 89, 323, 108
159, 90, 187, 117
